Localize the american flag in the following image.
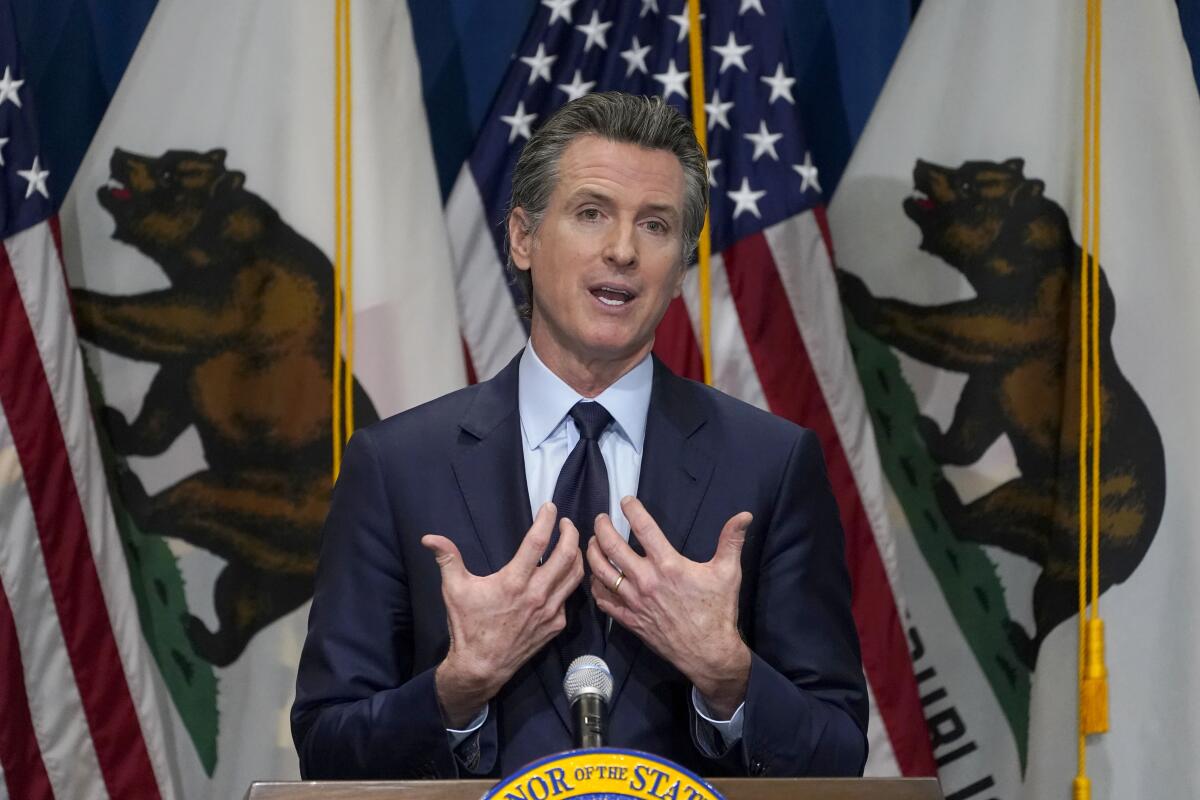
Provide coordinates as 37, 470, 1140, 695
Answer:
0, 2, 168, 796
446, 0, 936, 776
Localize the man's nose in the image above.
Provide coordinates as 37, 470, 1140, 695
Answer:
603, 220, 637, 269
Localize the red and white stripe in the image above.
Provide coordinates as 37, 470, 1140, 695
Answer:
446, 167, 527, 381
680, 212, 932, 776
450, 172, 934, 775
0, 221, 175, 799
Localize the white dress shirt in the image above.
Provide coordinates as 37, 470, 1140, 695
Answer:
447, 342, 743, 752
518, 340, 651, 537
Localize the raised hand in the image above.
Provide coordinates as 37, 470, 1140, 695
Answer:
586, 496, 754, 719
422, 502, 584, 727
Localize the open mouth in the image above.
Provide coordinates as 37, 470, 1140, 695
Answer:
911, 190, 936, 212
104, 178, 132, 201
589, 285, 636, 307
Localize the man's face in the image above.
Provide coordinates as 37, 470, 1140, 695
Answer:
510, 135, 687, 375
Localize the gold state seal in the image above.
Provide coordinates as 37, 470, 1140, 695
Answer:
484, 749, 725, 800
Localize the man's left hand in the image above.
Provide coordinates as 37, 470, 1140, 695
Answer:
586, 496, 753, 719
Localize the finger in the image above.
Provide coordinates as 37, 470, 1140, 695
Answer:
592, 512, 650, 587
591, 578, 634, 628
585, 539, 625, 595
591, 576, 616, 609
538, 517, 581, 588
546, 541, 585, 609
619, 496, 674, 561
585, 534, 609, 576
421, 534, 469, 586
713, 511, 754, 567
513, 502, 557, 577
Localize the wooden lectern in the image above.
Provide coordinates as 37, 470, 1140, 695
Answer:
244, 778, 942, 800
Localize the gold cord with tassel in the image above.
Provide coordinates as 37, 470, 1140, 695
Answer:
1081, 0, 1109, 738
1075, 0, 1109, 796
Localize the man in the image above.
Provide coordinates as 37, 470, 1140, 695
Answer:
291, 92, 867, 780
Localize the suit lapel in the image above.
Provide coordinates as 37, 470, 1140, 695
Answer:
451, 356, 531, 573
608, 359, 715, 713
450, 353, 573, 734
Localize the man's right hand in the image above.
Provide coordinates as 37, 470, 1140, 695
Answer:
422, 502, 583, 728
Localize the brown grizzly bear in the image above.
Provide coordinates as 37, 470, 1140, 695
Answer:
839, 158, 1165, 667
73, 147, 377, 666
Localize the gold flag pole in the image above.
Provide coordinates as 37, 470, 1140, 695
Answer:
686, 0, 712, 386
331, 0, 356, 479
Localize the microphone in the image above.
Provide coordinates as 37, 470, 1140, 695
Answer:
563, 655, 613, 749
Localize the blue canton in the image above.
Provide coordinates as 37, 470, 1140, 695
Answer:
467, 0, 820, 307
0, 0, 53, 240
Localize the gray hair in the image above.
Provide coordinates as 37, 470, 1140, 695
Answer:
504, 92, 709, 317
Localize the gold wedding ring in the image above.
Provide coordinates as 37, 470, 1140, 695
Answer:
611, 572, 624, 593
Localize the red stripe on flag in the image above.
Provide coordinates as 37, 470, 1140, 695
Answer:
0, 576, 55, 800
461, 335, 479, 386
813, 205, 837, 258
47, 216, 65, 266
723, 231, 935, 776
653, 295, 704, 382
0, 240, 161, 799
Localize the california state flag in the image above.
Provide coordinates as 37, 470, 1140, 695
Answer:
828, 1, 1200, 797
54, 1, 462, 797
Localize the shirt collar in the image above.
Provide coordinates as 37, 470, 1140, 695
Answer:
518, 340, 652, 454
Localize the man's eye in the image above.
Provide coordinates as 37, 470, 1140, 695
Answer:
645, 220, 667, 234
579, 208, 601, 221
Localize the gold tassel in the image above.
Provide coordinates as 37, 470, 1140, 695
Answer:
1081, 618, 1109, 734
1073, 775, 1092, 800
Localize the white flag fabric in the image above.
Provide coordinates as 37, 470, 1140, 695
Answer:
829, 1, 1200, 797
53, 1, 463, 796
1, 218, 174, 800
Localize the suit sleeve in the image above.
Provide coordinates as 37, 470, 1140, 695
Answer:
290, 429, 498, 779
694, 428, 869, 776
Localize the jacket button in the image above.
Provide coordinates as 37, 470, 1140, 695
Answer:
750, 759, 766, 776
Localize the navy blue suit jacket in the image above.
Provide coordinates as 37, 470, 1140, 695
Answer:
291, 355, 867, 779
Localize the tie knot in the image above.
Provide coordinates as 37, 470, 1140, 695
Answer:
569, 401, 613, 441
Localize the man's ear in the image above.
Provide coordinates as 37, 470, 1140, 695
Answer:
508, 207, 535, 271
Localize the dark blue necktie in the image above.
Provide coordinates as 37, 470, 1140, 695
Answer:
550, 401, 612, 657
551, 401, 613, 557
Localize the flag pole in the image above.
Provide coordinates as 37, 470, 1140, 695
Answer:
342, 0, 356, 438
332, 0, 356, 479
332, 0, 346, 478
686, 0, 712, 386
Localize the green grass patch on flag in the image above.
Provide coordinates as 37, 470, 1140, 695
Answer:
846, 317, 1032, 771
85, 367, 219, 775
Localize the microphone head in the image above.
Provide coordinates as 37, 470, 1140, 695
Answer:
563, 654, 613, 705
